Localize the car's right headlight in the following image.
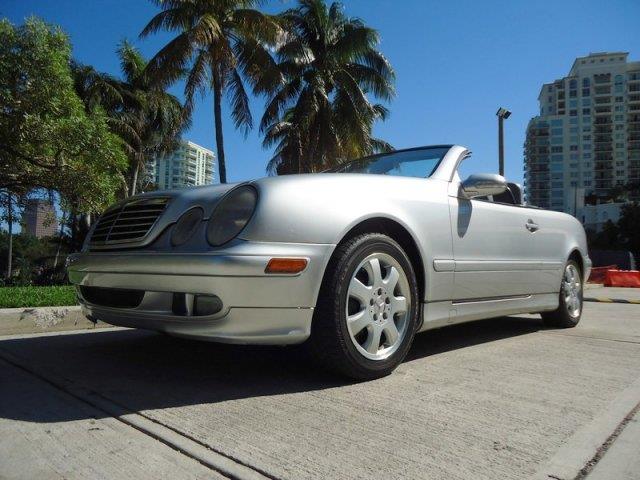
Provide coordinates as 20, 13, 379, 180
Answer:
206, 185, 258, 246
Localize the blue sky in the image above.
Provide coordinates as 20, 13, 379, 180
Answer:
3, 0, 640, 184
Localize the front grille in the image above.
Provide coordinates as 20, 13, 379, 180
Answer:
79, 286, 144, 309
90, 197, 169, 247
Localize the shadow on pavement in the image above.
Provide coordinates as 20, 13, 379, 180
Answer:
0, 314, 542, 423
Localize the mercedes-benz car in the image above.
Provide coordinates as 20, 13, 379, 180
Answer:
68, 145, 591, 379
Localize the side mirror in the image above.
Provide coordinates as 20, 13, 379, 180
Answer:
461, 174, 508, 199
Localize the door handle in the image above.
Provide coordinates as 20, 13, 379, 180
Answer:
526, 219, 539, 232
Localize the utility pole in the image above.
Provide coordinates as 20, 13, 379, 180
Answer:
5, 191, 13, 281
496, 107, 512, 176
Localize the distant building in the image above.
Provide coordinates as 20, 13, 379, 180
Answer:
150, 140, 216, 190
524, 52, 640, 213
23, 199, 58, 238
578, 202, 624, 232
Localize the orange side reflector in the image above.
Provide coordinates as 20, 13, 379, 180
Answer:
265, 258, 308, 274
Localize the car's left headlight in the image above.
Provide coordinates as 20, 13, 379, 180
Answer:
206, 185, 258, 246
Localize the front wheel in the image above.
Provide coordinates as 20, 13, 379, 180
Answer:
308, 233, 420, 380
541, 259, 583, 328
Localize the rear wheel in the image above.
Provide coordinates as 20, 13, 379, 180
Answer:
541, 259, 583, 328
309, 233, 419, 380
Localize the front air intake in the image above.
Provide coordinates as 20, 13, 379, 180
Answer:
79, 286, 145, 309
89, 197, 169, 248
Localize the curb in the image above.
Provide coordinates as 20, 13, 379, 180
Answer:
0, 306, 109, 336
584, 297, 640, 305
533, 376, 640, 480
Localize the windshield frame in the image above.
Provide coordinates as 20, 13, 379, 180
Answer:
325, 145, 453, 178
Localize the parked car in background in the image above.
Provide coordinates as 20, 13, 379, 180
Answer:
68, 145, 591, 379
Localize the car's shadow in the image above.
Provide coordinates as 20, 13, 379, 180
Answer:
0, 315, 543, 423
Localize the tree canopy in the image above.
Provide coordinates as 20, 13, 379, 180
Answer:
0, 18, 128, 213
73, 41, 187, 196
262, 0, 395, 174
140, 0, 283, 183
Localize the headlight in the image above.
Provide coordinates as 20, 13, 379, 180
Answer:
206, 186, 258, 246
171, 207, 204, 246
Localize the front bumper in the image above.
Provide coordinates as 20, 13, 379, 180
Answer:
68, 241, 334, 344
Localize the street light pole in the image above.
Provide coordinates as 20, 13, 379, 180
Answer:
496, 107, 511, 176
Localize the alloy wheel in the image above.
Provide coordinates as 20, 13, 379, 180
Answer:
345, 253, 411, 361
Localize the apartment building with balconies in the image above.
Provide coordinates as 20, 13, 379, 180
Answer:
151, 140, 216, 190
524, 52, 640, 219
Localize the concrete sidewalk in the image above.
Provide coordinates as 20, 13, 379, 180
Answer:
1, 302, 640, 479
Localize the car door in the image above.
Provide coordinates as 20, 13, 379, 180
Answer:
448, 182, 542, 300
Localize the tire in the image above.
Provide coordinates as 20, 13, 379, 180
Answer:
308, 233, 420, 380
541, 259, 583, 328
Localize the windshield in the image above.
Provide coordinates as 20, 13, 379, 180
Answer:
326, 146, 449, 178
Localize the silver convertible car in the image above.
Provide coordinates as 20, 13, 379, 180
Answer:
68, 145, 591, 379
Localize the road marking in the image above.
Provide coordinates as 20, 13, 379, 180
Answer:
584, 297, 640, 304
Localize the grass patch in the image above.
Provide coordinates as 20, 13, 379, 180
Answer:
0, 285, 77, 308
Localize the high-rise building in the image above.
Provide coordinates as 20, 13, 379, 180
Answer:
23, 199, 58, 238
150, 140, 216, 190
524, 52, 640, 217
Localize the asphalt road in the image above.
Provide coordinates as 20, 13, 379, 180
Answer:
1, 301, 640, 480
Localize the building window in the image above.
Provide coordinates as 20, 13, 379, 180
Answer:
582, 88, 590, 97
582, 78, 590, 87
582, 108, 591, 115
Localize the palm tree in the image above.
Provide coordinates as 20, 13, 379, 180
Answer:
261, 0, 395, 175
140, 0, 282, 183
72, 42, 186, 196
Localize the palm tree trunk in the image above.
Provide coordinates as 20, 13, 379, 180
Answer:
130, 161, 139, 196
212, 65, 227, 184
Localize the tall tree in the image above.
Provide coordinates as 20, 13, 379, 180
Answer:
261, 0, 395, 175
140, 0, 282, 183
0, 18, 128, 213
72, 41, 187, 196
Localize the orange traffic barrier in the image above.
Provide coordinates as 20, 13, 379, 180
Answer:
588, 265, 617, 284
604, 270, 640, 288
